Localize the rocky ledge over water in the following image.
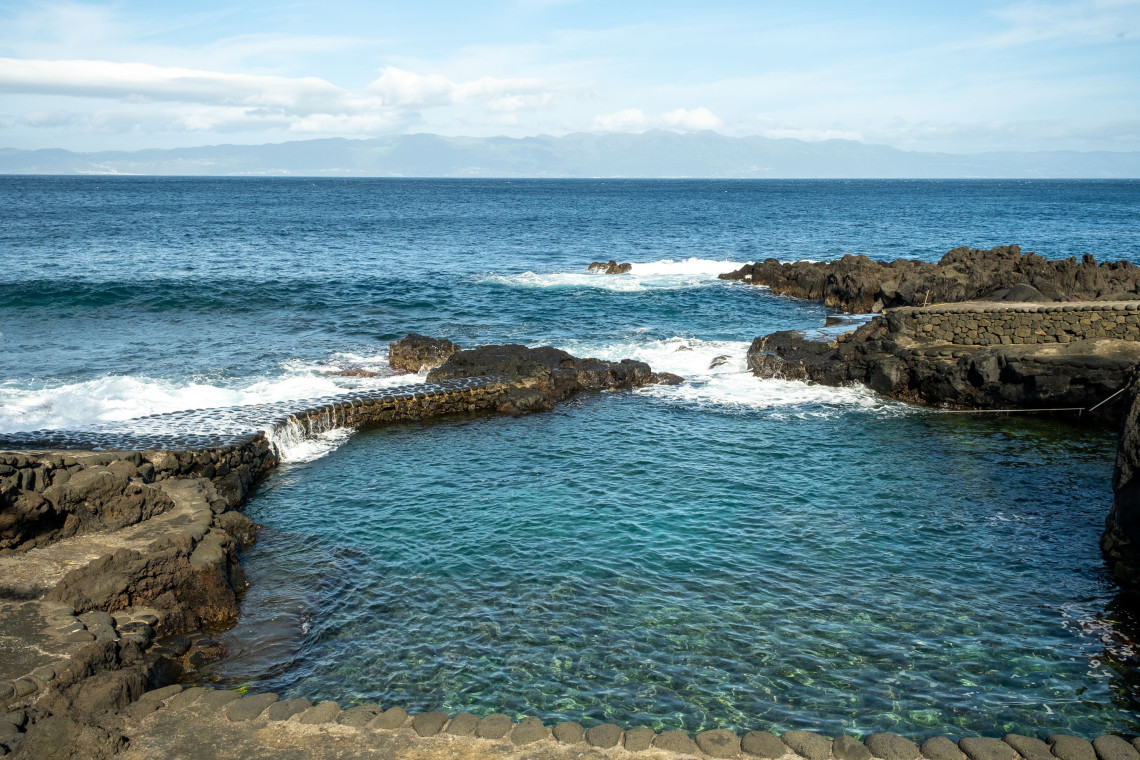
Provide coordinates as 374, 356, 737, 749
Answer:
425, 341, 683, 412
720, 245, 1140, 313
387, 333, 461, 373
748, 306, 1140, 414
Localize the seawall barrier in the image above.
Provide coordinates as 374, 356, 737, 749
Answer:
883, 301, 1140, 347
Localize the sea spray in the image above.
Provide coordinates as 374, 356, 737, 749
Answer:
0, 353, 416, 435
479, 257, 748, 292
554, 336, 903, 415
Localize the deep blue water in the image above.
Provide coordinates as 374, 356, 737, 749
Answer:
2, 177, 1140, 738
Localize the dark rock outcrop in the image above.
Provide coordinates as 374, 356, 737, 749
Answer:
14, 638, 179, 759
588, 260, 633, 275
720, 246, 1140, 313
748, 320, 1140, 413
388, 334, 461, 373
1104, 371, 1140, 584
44, 528, 245, 633
427, 344, 675, 413
1, 464, 174, 554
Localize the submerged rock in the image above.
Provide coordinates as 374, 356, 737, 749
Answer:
388, 334, 461, 373
720, 246, 1140, 313
587, 260, 633, 274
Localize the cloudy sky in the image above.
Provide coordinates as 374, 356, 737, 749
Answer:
0, 0, 1137, 153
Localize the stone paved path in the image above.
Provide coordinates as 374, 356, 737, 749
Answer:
119, 688, 678, 760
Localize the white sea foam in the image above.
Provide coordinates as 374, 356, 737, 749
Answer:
270, 426, 355, 464
557, 336, 903, 416
0, 351, 421, 435
480, 257, 747, 292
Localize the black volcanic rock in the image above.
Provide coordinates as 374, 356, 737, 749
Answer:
1104, 371, 1140, 584
429, 344, 656, 393
995, 283, 1054, 303
427, 343, 678, 412
389, 334, 461, 373
747, 320, 1140, 411
720, 246, 1140, 313
588, 260, 633, 274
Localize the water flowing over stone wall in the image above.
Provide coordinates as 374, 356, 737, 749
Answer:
7, 366, 1140, 752
884, 302, 1140, 347
0, 376, 522, 554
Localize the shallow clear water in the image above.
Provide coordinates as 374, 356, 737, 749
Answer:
215, 398, 1133, 739
2, 177, 1140, 737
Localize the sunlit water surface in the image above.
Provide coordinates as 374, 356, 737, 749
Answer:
2, 178, 1139, 737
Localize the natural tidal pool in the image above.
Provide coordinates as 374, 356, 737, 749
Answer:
7, 176, 1140, 738
202, 389, 1140, 739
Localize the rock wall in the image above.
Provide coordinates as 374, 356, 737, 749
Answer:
886, 302, 1140, 347
1104, 372, 1140, 584
748, 319, 1140, 414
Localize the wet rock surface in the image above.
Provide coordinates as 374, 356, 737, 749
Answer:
587, 259, 632, 274
388, 334, 462, 373
427, 343, 677, 412
748, 317, 1140, 414
720, 245, 1140, 313
1105, 371, 1140, 584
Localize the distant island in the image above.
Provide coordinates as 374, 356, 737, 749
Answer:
2, 130, 1139, 178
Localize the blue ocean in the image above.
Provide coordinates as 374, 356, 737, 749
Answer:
3, 177, 1140, 739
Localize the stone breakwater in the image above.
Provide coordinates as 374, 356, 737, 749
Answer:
719, 246, 1140, 313
890, 302, 1140, 346
748, 303, 1140, 412
0, 338, 1136, 757
0, 342, 694, 757
90, 684, 1140, 760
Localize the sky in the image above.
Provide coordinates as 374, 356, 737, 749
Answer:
0, 0, 1137, 153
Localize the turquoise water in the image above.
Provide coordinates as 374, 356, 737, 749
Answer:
2, 178, 1139, 737
216, 401, 1130, 738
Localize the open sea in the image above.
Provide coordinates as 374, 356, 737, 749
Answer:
3, 177, 1140, 738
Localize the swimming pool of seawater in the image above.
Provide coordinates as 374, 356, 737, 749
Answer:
201, 384, 1137, 739
4, 177, 1140, 738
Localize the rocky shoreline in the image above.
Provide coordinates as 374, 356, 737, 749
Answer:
5, 322, 1140, 755
719, 246, 1140, 313
747, 302, 1140, 414
0, 340, 684, 757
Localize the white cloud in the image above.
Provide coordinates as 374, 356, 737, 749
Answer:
593, 107, 724, 133
16, 108, 82, 128
0, 58, 564, 138
592, 107, 648, 131
288, 112, 402, 134
662, 107, 723, 132
366, 66, 558, 111
0, 58, 357, 115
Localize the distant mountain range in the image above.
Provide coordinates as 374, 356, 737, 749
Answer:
2, 131, 1138, 178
